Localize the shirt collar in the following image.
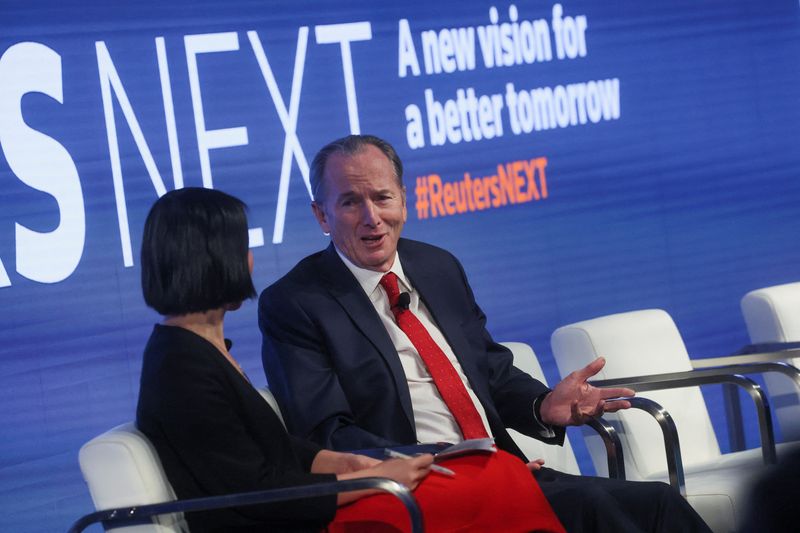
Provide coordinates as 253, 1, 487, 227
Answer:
335, 247, 411, 297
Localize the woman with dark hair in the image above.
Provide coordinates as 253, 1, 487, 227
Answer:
136, 187, 564, 532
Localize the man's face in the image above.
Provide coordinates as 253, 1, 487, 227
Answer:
312, 144, 407, 272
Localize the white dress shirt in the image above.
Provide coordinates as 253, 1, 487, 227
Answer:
336, 249, 492, 444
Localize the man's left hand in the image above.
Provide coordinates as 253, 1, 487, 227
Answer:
539, 357, 634, 426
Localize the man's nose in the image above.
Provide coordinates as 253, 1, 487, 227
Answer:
361, 201, 381, 226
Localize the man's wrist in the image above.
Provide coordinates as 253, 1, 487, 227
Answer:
532, 392, 557, 437
534, 392, 548, 422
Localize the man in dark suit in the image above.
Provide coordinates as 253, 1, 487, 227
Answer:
260, 134, 710, 532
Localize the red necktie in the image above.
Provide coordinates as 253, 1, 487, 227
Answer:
380, 272, 489, 440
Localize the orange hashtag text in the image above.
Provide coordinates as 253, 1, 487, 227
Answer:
414, 157, 548, 219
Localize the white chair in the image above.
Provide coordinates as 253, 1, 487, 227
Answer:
502, 341, 637, 480
75, 389, 419, 533
742, 282, 800, 441
550, 309, 784, 533
78, 422, 188, 533
502, 342, 581, 474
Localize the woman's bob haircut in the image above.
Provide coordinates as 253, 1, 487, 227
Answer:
141, 187, 256, 316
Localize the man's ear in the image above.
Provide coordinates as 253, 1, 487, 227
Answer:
311, 202, 331, 235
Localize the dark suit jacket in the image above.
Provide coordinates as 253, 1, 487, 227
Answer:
259, 239, 564, 461
136, 324, 337, 533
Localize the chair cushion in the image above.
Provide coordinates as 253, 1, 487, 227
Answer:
502, 342, 581, 475
79, 422, 186, 532
741, 282, 800, 345
741, 283, 800, 441
551, 310, 721, 477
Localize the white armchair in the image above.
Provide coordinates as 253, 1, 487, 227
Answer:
502, 341, 581, 474
78, 422, 186, 533
550, 309, 792, 533
501, 341, 643, 480
741, 282, 800, 441
73, 389, 420, 533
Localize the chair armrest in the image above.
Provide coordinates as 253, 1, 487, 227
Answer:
689, 361, 800, 394
585, 398, 686, 494
585, 416, 626, 480
692, 343, 800, 368
591, 369, 777, 465
691, 357, 800, 451
732, 343, 800, 356
627, 397, 686, 495
67, 477, 422, 533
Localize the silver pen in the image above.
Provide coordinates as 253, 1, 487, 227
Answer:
383, 448, 456, 477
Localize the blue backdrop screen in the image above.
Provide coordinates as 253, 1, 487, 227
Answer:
1, 1, 799, 530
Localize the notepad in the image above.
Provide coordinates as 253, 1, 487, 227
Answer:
434, 438, 497, 461
352, 438, 496, 462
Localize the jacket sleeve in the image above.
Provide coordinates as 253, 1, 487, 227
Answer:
259, 285, 400, 450
152, 349, 338, 526
451, 253, 566, 445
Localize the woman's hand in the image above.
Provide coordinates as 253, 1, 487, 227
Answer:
365, 454, 433, 491
311, 449, 380, 474
335, 454, 434, 505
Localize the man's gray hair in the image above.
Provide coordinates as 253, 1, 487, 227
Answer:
310, 134, 404, 203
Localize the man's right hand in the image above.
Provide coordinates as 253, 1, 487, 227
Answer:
540, 357, 635, 426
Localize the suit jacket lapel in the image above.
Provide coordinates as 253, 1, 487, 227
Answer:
400, 242, 493, 408
401, 244, 471, 368
316, 244, 416, 431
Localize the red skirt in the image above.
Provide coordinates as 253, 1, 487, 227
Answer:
328, 450, 565, 533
